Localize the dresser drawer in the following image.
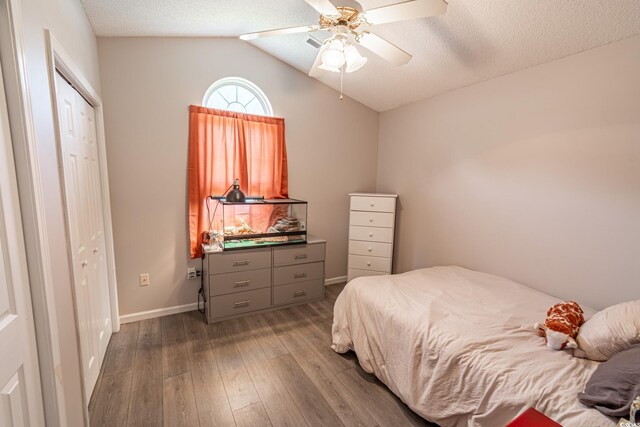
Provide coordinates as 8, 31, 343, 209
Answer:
349, 226, 394, 243
347, 269, 387, 281
350, 196, 396, 213
348, 240, 393, 258
209, 248, 271, 274
209, 268, 271, 296
274, 262, 324, 286
273, 280, 324, 306
209, 287, 271, 319
348, 255, 391, 272
273, 243, 325, 267
349, 211, 394, 228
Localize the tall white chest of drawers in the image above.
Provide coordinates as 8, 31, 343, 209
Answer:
348, 193, 397, 281
203, 237, 326, 323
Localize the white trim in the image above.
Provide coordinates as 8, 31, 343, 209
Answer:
120, 303, 199, 324
325, 275, 347, 286
0, 2, 67, 425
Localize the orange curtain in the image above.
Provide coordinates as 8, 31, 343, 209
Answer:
188, 105, 289, 258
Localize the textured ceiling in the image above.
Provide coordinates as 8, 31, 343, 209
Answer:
81, 0, 640, 111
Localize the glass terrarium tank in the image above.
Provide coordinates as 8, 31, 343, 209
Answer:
209, 199, 307, 250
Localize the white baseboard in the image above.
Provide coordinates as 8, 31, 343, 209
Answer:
120, 302, 199, 324
325, 276, 347, 286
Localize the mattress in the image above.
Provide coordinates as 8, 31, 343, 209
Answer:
331, 266, 614, 426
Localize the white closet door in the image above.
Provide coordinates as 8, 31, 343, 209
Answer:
0, 62, 45, 426
55, 72, 111, 399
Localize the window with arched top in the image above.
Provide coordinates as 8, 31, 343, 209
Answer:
202, 77, 273, 116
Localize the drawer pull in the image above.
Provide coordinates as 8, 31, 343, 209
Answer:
234, 300, 251, 307
294, 273, 307, 279
367, 247, 372, 252
233, 280, 251, 287
369, 232, 374, 237
293, 291, 307, 297
370, 202, 375, 207
369, 217, 374, 222
367, 261, 372, 266
294, 254, 307, 260
232, 260, 250, 267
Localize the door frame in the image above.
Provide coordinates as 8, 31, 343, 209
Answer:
45, 30, 120, 421
44, 31, 120, 334
0, 1, 68, 425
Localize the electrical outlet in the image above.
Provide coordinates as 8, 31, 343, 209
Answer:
187, 267, 197, 280
139, 273, 150, 286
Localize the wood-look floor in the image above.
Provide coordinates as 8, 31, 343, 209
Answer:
89, 283, 437, 427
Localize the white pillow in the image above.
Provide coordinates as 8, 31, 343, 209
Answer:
575, 300, 640, 361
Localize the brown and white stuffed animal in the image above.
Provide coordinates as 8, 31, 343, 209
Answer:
535, 301, 585, 350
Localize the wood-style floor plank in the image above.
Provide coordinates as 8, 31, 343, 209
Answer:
280, 336, 380, 427
183, 311, 236, 427
243, 313, 288, 359
162, 314, 190, 379
271, 353, 344, 426
337, 365, 432, 427
137, 317, 162, 349
127, 345, 163, 427
208, 319, 261, 411
227, 318, 308, 427
163, 372, 199, 427
289, 306, 357, 374
232, 402, 272, 427
102, 322, 139, 375
90, 369, 133, 427
90, 284, 435, 427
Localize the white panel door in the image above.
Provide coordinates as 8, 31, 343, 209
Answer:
0, 61, 45, 426
55, 72, 111, 400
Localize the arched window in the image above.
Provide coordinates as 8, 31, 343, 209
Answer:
202, 77, 273, 116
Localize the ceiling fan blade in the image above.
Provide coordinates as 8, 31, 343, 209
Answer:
363, 0, 447, 25
304, 0, 340, 16
240, 24, 320, 40
357, 32, 412, 66
308, 43, 328, 77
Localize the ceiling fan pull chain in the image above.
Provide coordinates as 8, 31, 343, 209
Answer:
340, 66, 344, 101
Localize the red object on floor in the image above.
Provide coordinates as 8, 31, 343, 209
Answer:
505, 407, 563, 427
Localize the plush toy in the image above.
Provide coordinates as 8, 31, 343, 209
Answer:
535, 301, 585, 350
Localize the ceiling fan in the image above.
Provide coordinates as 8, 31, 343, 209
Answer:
239, 0, 448, 77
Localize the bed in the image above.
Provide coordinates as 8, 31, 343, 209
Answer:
331, 266, 614, 426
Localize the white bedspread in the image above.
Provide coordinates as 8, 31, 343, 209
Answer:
331, 266, 614, 426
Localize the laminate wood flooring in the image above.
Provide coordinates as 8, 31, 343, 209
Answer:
89, 283, 438, 427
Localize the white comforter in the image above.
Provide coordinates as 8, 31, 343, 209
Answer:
332, 266, 613, 426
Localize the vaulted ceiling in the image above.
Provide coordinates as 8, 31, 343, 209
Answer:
81, 0, 640, 111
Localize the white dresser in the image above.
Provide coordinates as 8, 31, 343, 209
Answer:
203, 237, 326, 323
348, 193, 397, 281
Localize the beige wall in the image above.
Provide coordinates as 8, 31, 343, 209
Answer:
377, 35, 640, 310
17, 0, 101, 424
97, 37, 379, 316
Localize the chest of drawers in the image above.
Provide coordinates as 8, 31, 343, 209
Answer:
348, 194, 397, 282
203, 238, 326, 323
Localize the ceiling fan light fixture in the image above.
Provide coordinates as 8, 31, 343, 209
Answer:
344, 44, 367, 73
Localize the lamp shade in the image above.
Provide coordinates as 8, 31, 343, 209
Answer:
344, 45, 367, 73
226, 179, 246, 202
321, 47, 345, 68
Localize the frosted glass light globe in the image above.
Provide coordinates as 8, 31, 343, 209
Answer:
322, 48, 346, 68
